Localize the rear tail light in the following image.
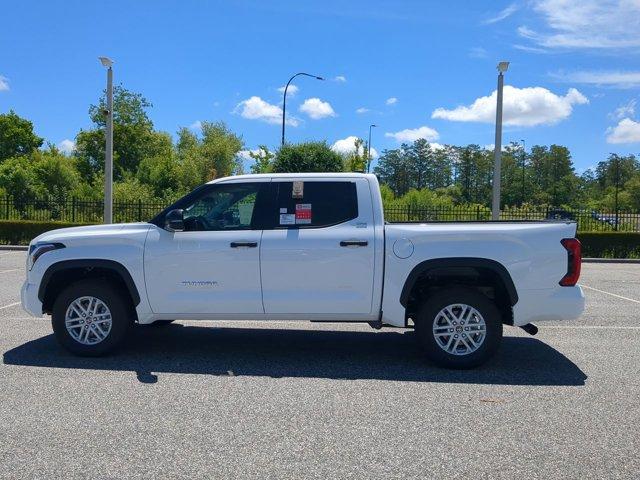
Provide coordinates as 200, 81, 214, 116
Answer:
559, 238, 581, 286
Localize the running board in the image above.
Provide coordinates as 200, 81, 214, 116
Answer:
519, 323, 538, 336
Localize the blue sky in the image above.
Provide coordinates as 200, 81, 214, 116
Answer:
1, 0, 639, 172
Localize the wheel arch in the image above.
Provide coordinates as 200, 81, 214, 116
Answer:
400, 257, 518, 326
38, 259, 141, 314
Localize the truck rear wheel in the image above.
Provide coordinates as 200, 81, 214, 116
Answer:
414, 287, 502, 369
51, 280, 132, 356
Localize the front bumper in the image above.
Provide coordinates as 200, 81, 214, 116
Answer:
512, 285, 585, 326
21, 281, 43, 317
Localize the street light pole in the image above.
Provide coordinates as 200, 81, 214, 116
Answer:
491, 61, 509, 221
520, 139, 526, 206
281, 72, 324, 146
614, 155, 620, 231
99, 57, 114, 224
367, 124, 377, 173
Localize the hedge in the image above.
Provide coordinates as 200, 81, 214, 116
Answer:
577, 232, 640, 259
0, 220, 96, 246
2, 221, 640, 259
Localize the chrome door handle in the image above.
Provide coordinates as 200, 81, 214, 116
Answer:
340, 240, 368, 247
230, 241, 258, 248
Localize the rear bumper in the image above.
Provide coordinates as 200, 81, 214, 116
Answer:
21, 281, 43, 317
512, 285, 584, 326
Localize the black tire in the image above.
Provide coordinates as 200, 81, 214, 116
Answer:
51, 279, 132, 356
414, 287, 503, 369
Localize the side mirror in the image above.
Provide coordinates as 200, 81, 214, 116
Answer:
165, 209, 185, 232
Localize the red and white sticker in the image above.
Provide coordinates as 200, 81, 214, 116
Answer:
295, 203, 312, 224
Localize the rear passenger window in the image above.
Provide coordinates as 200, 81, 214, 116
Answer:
273, 181, 358, 228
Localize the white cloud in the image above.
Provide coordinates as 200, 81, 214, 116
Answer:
432, 86, 588, 127
519, 0, 640, 50
299, 98, 336, 120
0, 75, 9, 91
468, 47, 488, 59
385, 126, 440, 143
277, 84, 299, 96
331, 136, 378, 158
189, 120, 202, 131
234, 96, 298, 126
57, 139, 75, 154
606, 118, 640, 144
482, 3, 518, 24
355, 107, 370, 114
550, 70, 640, 89
333, 75, 347, 82
609, 99, 637, 120
386, 97, 398, 105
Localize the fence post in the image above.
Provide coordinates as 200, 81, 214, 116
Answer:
138, 199, 142, 222
72, 197, 76, 223
476, 205, 480, 221
5, 195, 9, 220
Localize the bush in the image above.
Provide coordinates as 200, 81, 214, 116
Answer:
273, 141, 344, 173
0, 220, 95, 245
577, 232, 640, 259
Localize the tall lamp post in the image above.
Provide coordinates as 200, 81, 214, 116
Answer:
367, 124, 377, 173
491, 61, 509, 221
281, 72, 324, 146
520, 139, 526, 206
99, 57, 114, 224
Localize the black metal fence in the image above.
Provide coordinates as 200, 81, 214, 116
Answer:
1, 196, 639, 232
0, 196, 166, 224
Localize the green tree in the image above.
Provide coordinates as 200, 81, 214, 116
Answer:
0, 156, 37, 216
272, 141, 344, 173
374, 145, 413, 196
0, 110, 44, 161
75, 86, 171, 180
248, 146, 274, 173
176, 122, 244, 190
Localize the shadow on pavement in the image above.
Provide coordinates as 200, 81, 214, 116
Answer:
3, 323, 587, 386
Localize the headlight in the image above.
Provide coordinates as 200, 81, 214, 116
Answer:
28, 242, 65, 270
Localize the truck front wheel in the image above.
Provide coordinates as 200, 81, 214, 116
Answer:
414, 287, 502, 369
51, 280, 132, 356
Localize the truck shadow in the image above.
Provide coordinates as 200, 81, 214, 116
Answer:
3, 324, 587, 386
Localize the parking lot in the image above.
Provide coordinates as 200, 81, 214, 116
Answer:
0, 250, 638, 479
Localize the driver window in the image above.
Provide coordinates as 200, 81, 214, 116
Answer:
182, 183, 261, 231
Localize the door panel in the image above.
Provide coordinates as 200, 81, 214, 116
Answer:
260, 178, 375, 315
144, 181, 267, 315
144, 228, 263, 314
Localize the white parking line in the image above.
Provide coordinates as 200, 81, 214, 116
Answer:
581, 284, 640, 304
0, 269, 21, 274
0, 302, 21, 310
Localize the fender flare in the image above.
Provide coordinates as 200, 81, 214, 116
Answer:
399, 257, 518, 307
38, 259, 141, 306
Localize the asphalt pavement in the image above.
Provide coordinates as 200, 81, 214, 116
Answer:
1, 251, 638, 479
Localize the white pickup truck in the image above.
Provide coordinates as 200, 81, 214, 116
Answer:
21, 173, 585, 368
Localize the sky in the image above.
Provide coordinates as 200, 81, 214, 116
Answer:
1, 0, 639, 173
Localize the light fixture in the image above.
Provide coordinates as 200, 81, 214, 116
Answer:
99, 56, 114, 68
497, 61, 510, 73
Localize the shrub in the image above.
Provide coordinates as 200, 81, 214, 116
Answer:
577, 232, 640, 259
272, 141, 344, 173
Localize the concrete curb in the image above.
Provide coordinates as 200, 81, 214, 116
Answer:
0, 245, 639, 263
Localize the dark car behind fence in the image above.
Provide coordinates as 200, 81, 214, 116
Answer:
1, 196, 639, 232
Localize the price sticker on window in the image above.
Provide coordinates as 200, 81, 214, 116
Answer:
295, 203, 312, 224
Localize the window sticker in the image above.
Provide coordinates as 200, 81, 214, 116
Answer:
279, 213, 296, 225
292, 181, 304, 199
295, 203, 312, 224
280, 207, 288, 213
